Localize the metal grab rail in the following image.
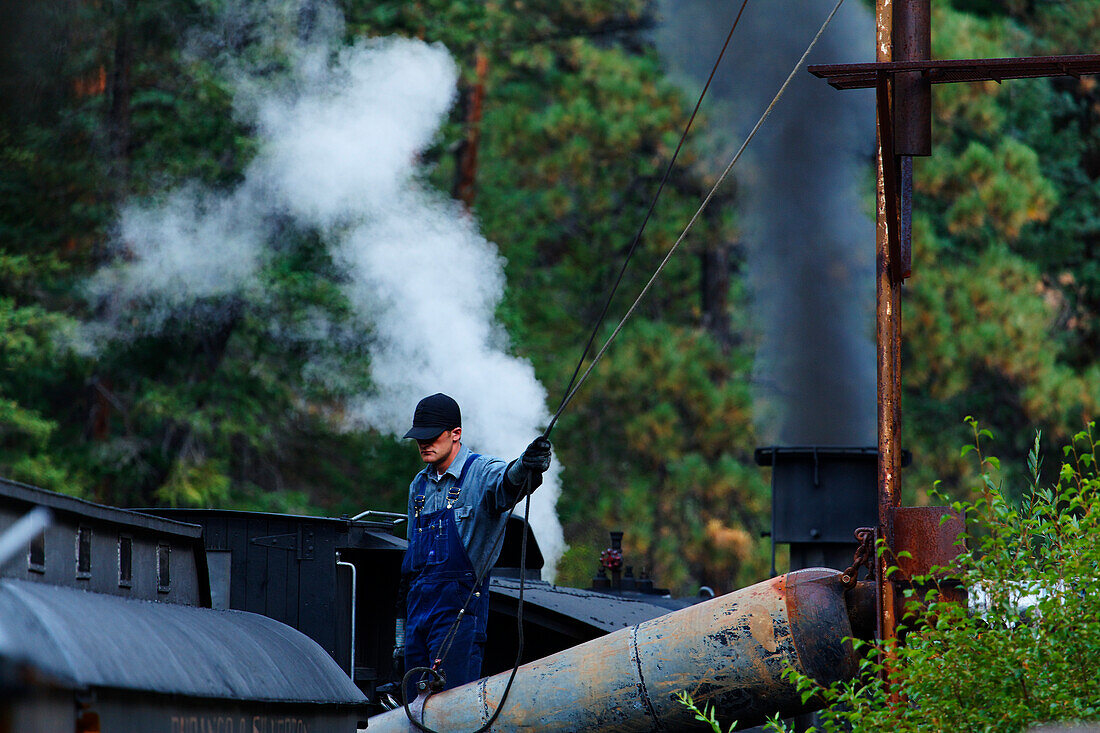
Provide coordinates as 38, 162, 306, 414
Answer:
336, 554, 357, 680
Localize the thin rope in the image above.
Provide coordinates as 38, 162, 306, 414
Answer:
547, 0, 847, 428
547, 0, 752, 437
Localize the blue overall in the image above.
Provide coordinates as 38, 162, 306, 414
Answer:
402, 454, 490, 698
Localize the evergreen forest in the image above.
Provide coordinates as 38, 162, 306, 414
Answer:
2, 0, 1099, 594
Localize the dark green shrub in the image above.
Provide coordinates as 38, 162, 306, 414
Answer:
768, 419, 1100, 732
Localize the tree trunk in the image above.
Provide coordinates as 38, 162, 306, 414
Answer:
108, 0, 133, 181
453, 51, 489, 208
700, 241, 736, 349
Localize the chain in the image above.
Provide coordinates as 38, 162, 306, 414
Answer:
840, 527, 876, 588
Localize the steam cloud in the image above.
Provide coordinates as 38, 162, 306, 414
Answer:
658, 0, 877, 445
85, 1, 565, 573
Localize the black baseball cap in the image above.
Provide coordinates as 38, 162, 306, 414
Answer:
403, 393, 461, 441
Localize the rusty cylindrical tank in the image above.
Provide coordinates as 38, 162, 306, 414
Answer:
368, 568, 871, 732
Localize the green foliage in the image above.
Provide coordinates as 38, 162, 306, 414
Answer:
0, 0, 746, 594
553, 320, 770, 592
673, 690, 738, 733
767, 422, 1100, 732
0, 286, 82, 491
923, 138, 1056, 244
903, 2, 1100, 502
4, 0, 1100, 601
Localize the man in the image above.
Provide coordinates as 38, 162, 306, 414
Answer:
399, 393, 552, 698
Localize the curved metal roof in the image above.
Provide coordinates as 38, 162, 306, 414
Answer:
145, 507, 399, 533
0, 579, 366, 705
488, 577, 681, 634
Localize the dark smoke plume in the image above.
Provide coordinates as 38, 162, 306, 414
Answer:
658, 0, 877, 445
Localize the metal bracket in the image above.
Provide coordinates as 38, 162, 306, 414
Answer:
876, 73, 910, 283
884, 506, 968, 625
408, 688, 432, 725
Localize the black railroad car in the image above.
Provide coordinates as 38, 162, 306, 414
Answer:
0, 478, 369, 733
144, 508, 408, 703
144, 509, 684, 709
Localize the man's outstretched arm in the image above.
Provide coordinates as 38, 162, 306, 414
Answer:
488, 436, 552, 513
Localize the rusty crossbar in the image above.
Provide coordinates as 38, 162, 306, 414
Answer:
809, 54, 1100, 90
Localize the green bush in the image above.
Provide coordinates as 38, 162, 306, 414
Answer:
766, 419, 1100, 732
673, 690, 739, 733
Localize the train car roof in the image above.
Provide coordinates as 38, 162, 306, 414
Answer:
142, 507, 409, 552
0, 578, 367, 705
145, 507, 401, 533
0, 477, 203, 538
489, 577, 681, 635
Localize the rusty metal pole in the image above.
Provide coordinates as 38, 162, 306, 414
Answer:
875, 0, 901, 645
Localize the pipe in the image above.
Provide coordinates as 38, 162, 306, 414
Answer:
337, 555, 357, 680
369, 568, 870, 732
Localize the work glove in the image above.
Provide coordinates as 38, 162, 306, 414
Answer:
522, 436, 552, 473
506, 436, 552, 487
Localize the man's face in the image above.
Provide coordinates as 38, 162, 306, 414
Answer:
416, 428, 461, 468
